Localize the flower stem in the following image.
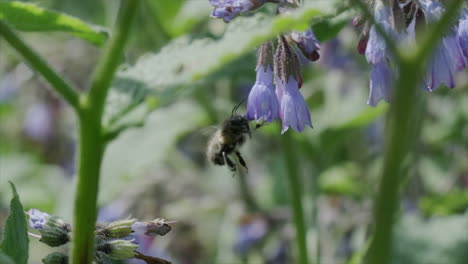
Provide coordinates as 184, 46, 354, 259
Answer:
0, 21, 79, 110
282, 132, 310, 264
366, 59, 419, 264
366, 1, 464, 263
70, 1, 140, 263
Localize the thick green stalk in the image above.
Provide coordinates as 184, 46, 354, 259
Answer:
71, 1, 140, 263
366, 59, 419, 264
282, 132, 310, 264
0, 21, 79, 110
366, 0, 464, 263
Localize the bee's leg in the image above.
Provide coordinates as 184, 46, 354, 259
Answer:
223, 152, 236, 172
235, 151, 248, 172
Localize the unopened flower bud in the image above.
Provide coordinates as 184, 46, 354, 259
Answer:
357, 24, 370, 55
42, 252, 68, 264
132, 218, 174, 236
352, 16, 364, 27
39, 216, 71, 247
290, 29, 320, 62
210, 0, 267, 23
97, 218, 136, 239
97, 239, 138, 259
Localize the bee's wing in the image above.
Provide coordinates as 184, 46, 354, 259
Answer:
199, 126, 218, 136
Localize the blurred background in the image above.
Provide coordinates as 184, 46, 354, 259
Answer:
1, 0, 468, 263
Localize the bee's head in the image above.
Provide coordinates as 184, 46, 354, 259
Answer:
228, 115, 250, 133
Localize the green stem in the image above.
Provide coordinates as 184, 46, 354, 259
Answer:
366, 59, 419, 264
0, 21, 79, 110
71, 1, 140, 263
366, 1, 464, 263
282, 132, 310, 264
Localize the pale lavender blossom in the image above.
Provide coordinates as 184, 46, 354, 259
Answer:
424, 43, 456, 90
458, 11, 468, 58
365, 26, 388, 64
277, 76, 312, 133
364, 1, 396, 106
444, 32, 467, 71
420, 0, 461, 90
368, 60, 393, 106
290, 29, 321, 61
210, 0, 266, 23
246, 66, 279, 122
26, 208, 50, 229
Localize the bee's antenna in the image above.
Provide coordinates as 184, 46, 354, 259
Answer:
231, 97, 248, 116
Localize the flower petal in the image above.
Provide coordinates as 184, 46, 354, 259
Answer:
278, 77, 312, 133
246, 66, 279, 122
458, 15, 468, 58
425, 42, 456, 90
368, 60, 393, 106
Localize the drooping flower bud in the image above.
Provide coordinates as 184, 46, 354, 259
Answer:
357, 23, 370, 55
96, 217, 137, 239
289, 29, 321, 62
246, 42, 280, 122
132, 218, 174, 236
38, 216, 71, 247
97, 239, 138, 259
42, 252, 68, 264
209, 0, 267, 23
275, 36, 312, 133
353, 15, 364, 27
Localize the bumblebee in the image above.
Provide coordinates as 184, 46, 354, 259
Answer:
207, 100, 258, 172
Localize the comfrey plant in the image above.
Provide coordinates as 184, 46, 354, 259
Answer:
355, 0, 468, 106
209, 1, 466, 264
26, 208, 173, 264
210, 0, 320, 133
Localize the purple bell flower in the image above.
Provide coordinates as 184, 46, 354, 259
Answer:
368, 60, 393, 106
420, 0, 462, 90
246, 65, 279, 122
425, 42, 456, 90
275, 36, 312, 133
209, 0, 266, 23
277, 76, 312, 133
444, 32, 467, 71
458, 11, 468, 58
290, 29, 321, 61
365, 26, 388, 64
364, 0, 396, 106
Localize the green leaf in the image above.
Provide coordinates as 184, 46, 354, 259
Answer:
420, 191, 468, 217
0, 1, 108, 45
107, 0, 346, 123
318, 162, 363, 197
0, 182, 29, 264
334, 103, 388, 131
0, 251, 15, 264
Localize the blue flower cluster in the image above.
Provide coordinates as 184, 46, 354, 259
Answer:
209, 0, 467, 131
209, 0, 319, 133
358, 0, 468, 106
